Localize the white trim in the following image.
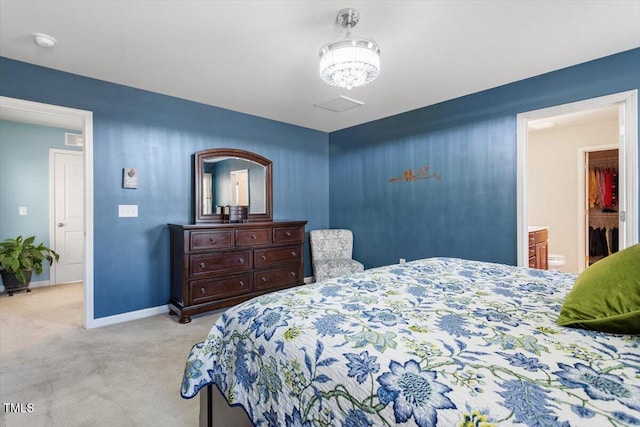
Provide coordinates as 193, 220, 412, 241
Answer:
0, 96, 95, 329
0, 280, 50, 292
81, 111, 95, 329
620, 91, 639, 249
25, 280, 50, 288
0, 280, 82, 292
517, 90, 638, 268
577, 144, 618, 273
34, 280, 82, 288
90, 305, 169, 328
27, 280, 50, 288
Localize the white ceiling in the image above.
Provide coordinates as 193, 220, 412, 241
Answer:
0, 1, 639, 133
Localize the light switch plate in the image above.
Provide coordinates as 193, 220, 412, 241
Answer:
118, 204, 138, 217
19, 206, 28, 216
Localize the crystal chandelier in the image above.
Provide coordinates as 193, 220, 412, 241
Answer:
319, 8, 380, 90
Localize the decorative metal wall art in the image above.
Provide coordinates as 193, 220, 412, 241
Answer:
389, 165, 441, 182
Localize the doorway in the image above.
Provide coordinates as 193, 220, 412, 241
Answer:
517, 90, 638, 270
0, 96, 95, 328
579, 146, 620, 272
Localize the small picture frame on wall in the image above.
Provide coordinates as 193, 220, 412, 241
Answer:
123, 168, 138, 189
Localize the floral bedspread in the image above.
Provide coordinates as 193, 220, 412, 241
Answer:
181, 257, 640, 426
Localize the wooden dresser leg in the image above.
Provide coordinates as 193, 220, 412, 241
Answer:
179, 315, 192, 324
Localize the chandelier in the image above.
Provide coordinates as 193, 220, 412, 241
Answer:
319, 8, 380, 90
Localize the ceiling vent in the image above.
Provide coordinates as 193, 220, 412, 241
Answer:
314, 95, 364, 113
65, 132, 84, 147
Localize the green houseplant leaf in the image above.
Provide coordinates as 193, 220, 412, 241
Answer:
0, 235, 59, 284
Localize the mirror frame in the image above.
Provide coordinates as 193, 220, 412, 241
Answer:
194, 148, 273, 224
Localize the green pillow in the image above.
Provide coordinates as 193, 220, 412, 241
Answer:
557, 243, 640, 334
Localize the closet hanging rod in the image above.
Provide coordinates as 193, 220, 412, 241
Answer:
590, 163, 618, 169
590, 156, 618, 164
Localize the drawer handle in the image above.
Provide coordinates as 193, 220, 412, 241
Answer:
261, 277, 267, 282
200, 288, 205, 294
290, 251, 297, 257
239, 258, 245, 264
290, 272, 296, 277
239, 280, 245, 287
209, 238, 216, 243
261, 255, 267, 260
285, 231, 292, 237
199, 262, 206, 269
251, 234, 257, 239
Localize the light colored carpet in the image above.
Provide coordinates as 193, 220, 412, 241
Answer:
0, 283, 221, 427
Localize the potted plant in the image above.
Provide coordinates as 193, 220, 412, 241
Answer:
0, 235, 59, 296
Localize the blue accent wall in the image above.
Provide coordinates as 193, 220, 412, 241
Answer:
0, 120, 81, 284
0, 57, 329, 318
329, 48, 640, 268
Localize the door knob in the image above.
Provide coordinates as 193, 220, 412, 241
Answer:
57, 223, 64, 227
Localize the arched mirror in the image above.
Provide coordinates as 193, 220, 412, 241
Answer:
194, 148, 272, 223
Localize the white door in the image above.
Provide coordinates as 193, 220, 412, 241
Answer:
202, 172, 213, 214
51, 149, 84, 284
230, 169, 249, 206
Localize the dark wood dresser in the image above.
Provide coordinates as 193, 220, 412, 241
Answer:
168, 221, 307, 323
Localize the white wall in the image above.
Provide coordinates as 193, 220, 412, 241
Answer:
527, 120, 618, 273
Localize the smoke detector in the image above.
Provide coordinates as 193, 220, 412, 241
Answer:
32, 33, 57, 48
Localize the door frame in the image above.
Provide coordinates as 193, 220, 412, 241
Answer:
516, 90, 638, 268
1, 96, 95, 329
49, 148, 84, 285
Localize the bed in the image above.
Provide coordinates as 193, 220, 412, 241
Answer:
181, 257, 640, 426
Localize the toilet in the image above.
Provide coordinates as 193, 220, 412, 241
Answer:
548, 254, 566, 272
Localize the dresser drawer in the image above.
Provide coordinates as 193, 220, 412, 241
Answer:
254, 264, 302, 291
528, 246, 536, 258
190, 251, 252, 276
235, 228, 271, 246
529, 229, 548, 244
254, 245, 302, 268
190, 273, 251, 303
273, 226, 304, 244
190, 230, 233, 251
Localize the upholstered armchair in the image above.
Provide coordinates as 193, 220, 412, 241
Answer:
310, 229, 364, 282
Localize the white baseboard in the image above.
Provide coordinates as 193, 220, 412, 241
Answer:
17, 276, 316, 328
27, 280, 51, 288
87, 304, 169, 329
0, 279, 50, 293
1, 280, 86, 293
